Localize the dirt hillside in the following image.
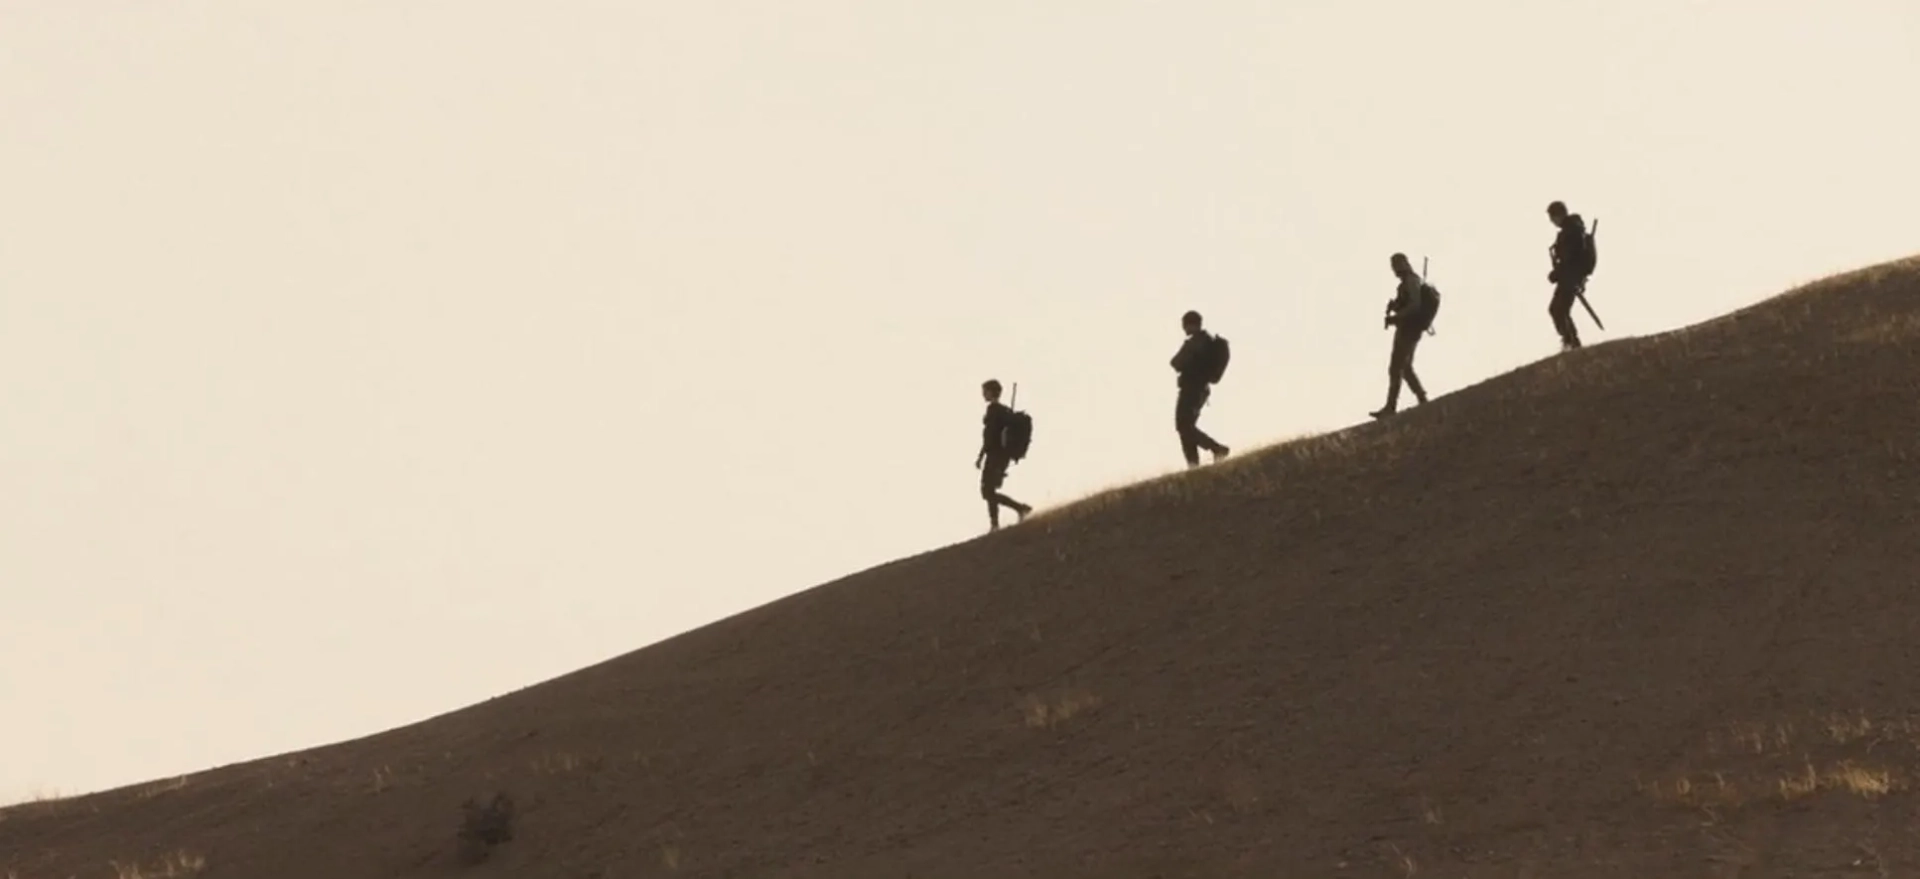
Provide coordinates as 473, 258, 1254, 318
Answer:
6, 256, 1920, 878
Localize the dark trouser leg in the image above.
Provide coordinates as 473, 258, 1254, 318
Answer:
1382, 326, 1424, 411
1549, 282, 1583, 348
1384, 336, 1405, 410
1394, 326, 1426, 404
1175, 385, 1224, 466
980, 456, 1023, 528
985, 490, 1025, 521
1176, 401, 1199, 466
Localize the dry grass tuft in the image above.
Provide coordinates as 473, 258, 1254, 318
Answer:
14, 788, 69, 806
0, 788, 86, 824
136, 777, 190, 800
1709, 713, 1920, 758
1644, 759, 1902, 810
1655, 709, 1920, 814
1714, 720, 1797, 756
531, 752, 594, 774
1844, 312, 1920, 345
1785, 761, 1897, 801
1773, 761, 1822, 801
1020, 690, 1102, 729
1387, 842, 1417, 878
1638, 771, 1738, 808
108, 850, 206, 879
1822, 712, 1879, 745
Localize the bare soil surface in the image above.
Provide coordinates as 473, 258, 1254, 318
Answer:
6, 256, 1919, 878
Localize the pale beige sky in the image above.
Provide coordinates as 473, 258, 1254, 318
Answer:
2, 1, 1916, 800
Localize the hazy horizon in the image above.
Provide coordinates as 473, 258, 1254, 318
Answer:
4, 1, 1917, 801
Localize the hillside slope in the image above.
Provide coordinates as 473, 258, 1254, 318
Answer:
6, 256, 1920, 879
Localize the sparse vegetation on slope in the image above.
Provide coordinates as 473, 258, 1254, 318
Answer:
2, 255, 1918, 878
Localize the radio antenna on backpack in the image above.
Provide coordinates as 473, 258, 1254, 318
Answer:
1422, 257, 1439, 337
1576, 218, 1605, 331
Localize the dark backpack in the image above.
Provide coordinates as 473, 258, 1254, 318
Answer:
1001, 409, 1034, 462
1582, 218, 1599, 277
1563, 217, 1598, 279
1206, 335, 1230, 384
1413, 282, 1441, 329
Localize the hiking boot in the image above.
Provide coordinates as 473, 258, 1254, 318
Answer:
1370, 407, 1395, 420
1015, 504, 1033, 523
1212, 446, 1230, 463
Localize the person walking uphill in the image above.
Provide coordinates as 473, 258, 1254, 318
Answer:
1169, 310, 1231, 468
1546, 200, 1597, 351
1373, 252, 1435, 420
975, 379, 1033, 532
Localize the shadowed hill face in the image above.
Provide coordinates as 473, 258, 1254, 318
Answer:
5, 256, 1919, 878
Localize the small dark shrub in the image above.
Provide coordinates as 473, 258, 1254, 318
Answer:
456, 792, 516, 863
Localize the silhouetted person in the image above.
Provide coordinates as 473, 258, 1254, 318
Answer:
975, 379, 1031, 531
1373, 252, 1433, 419
1170, 310, 1230, 468
1546, 200, 1593, 350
